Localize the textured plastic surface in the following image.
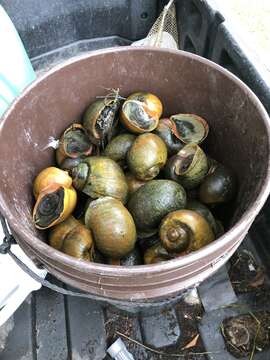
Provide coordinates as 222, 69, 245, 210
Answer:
0, 0, 157, 58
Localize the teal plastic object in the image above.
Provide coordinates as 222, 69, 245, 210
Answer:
0, 5, 36, 117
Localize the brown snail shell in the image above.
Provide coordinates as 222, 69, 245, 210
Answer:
160, 210, 214, 253
199, 164, 236, 205
49, 216, 94, 261
154, 118, 183, 155
125, 173, 147, 196
186, 199, 218, 237
85, 197, 137, 258
33, 183, 77, 230
127, 133, 167, 180
104, 133, 136, 168
33, 167, 72, 199
144, 243, 175, 264
83, 97, 121, 147
170, 114, 209, 145
164, 144, 208, 189
71, 156, 128, 204
56, 124, 93, 166
120, 92, 162, 133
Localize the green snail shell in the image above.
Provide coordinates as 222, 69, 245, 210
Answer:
128, 179, 186, 233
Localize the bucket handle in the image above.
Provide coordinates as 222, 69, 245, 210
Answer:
0, 213, 121, 306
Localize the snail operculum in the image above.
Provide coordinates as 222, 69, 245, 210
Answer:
95, 98, 120, 138
71, 162, 89, 191
121, 92, 162, 133
170, 114, 209, 145
59, 157, 84, 172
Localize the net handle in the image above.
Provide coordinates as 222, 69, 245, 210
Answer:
154, 0, 175, 47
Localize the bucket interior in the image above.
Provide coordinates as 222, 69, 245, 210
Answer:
0, 48, 269, 272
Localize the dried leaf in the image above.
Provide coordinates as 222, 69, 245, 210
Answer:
181, 334, 200, 350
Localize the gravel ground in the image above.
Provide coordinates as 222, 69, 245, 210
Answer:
213, 0, 270, 71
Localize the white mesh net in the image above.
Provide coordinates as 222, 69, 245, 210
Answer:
132, 0, 179, 49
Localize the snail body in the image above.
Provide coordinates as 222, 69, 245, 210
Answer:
85, 197, 136, 258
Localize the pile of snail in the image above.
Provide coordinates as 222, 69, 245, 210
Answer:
32, 91, 237, 265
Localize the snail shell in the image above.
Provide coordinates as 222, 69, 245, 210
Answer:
199, 164, 236, 205
83, 97, 121, 147
49, 216, 94, 261
125, 173, 147, 196
120, 92, 162, 133
128, 179, 186, 234
160, 210, 214, 253
127, 133, 167, 181
165, 144, 208, 189
170, 114, 209, 145
85, 197, 137, 258
56, 123, 93, 166
154, 118, 183, 155
72, 156, 128, 204
33, 167, 72, 199
104, 133, 136, 168
33, 183, 77, 230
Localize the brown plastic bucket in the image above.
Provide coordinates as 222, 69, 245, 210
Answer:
0, 47, 270, 305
